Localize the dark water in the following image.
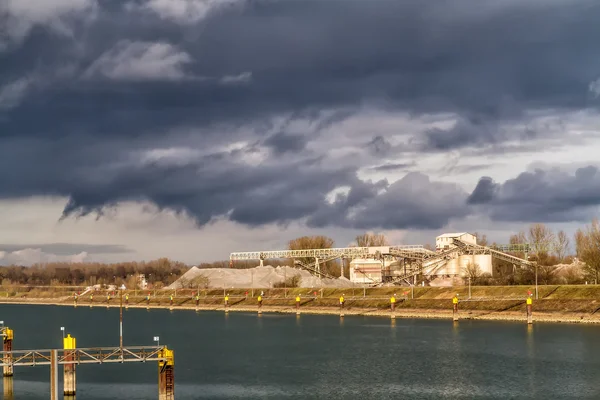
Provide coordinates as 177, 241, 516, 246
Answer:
1, 304, 600, 399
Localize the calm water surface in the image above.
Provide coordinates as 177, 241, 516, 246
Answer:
1, 304, 599, 399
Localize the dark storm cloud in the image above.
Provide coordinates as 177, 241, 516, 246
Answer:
308, 173, 469, 230
2, 0, 600, 232
0, 243, 133, 256
4, 0, 600, 139
467, 177, 497, 204
469, 166, 600, 222
263, 132, 307, 154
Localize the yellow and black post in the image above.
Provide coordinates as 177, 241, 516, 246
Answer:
158, 347, 175, 400
339, 294, 345, 317
63, 334, 77, 396
224, 294, 230, 313
89, 293, 93, 307
295, 295, 301, 315
73, 293, 78, 307
526, 295, 533, 324
169, 294, 174, 309
257, 295, 262, 314
452, 295, 459, 321
390, 294, 396, 319
195, 293, 200, 309
2, 327, 14, 377
125, 293, 129, 308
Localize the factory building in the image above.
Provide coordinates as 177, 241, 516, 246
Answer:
435, 232, 477, 251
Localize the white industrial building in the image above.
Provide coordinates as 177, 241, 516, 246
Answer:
436, 232, 477, 251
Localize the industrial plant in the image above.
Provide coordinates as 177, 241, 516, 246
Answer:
230, 233, 534, 286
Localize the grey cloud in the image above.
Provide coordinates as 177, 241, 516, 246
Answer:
2, 0, 600, 234
129, 0, 246, 24
5, 0, 600, 140
469, 166, 600, 222
0, 78, 32, 110
83, 40, 193, 81
0, 243, 133, 256
263, 132, 307, 154
467, 177, 497, 204
308, 173, 469, 230
591, 78, 600, 98
367, 136, 392, 155
370, 162, 415, 172
1, 0, 97, 49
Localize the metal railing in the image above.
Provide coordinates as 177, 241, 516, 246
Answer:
0, 346, 166, 367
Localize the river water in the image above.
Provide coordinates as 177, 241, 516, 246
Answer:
1, 304, 599, 399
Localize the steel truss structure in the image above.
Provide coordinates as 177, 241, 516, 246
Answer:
230, 240, 535, 286
0, 346, 166, 367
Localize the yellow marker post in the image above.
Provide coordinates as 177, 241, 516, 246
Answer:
526, 295, 533, 324
158, 347, 175, 400
339, 295, 345, 317
225, 294, 229, 313
63, 334, 76, 396
452, 295, 459, 321
3, 328, 14, 377
295, 295, 301, 315
390, 294, 397, 319
257, 295, 263, 314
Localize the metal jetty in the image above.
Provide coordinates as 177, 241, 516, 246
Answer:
0, 291, 175, 399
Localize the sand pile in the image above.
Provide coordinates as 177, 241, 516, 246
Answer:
168, 265, 357, 289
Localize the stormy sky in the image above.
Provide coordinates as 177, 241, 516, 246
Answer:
1, 0, 600, 265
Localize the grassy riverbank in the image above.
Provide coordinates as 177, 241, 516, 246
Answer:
2, 285, 600, 324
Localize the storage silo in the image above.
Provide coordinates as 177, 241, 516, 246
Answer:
474, 254, 493, 275
458, 255, 474, 277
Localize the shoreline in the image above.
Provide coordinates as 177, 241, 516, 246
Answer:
2, 298, 600, 325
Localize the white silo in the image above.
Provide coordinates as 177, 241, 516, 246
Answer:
474, 254, 493, 275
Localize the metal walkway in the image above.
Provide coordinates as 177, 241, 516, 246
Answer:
0, 346, 166, 367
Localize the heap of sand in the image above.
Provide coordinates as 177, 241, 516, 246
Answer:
168, 265, 357, 289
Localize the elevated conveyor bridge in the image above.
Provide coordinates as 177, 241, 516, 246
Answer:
230, 240, 535, 286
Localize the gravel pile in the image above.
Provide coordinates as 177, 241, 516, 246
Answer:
168, 265, 357, 289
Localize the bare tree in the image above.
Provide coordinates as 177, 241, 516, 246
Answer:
575, 219, 600, 283
510, 231, 527, 244
553, 230, 570, 262
528, 223, 555, 264
462, 262, 482, 284
354, 232, 389, 247
473, 232, 488, 246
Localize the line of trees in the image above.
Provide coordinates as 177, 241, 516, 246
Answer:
0, 258, 187, 288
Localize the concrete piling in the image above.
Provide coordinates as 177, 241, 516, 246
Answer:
63, 334, 77, 396
2, 328, 13, 377
3, 376, 13, 399
158, 347, 175, 400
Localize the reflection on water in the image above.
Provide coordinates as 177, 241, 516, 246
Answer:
1, 305, 600, 399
